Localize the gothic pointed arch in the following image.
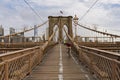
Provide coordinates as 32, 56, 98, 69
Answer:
48, 16, 73, 42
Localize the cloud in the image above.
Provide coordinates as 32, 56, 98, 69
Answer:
30, 0, 77, 7
78, 0, 120, 29
0, 0, 120, 35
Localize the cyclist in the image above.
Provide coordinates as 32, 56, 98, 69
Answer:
66, 43, 71, 57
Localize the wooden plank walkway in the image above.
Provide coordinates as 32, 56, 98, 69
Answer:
24, 44, 93, 80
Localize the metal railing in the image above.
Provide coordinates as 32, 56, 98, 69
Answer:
0, 42, 44, 48
78, 42, 120, 53
0, 46, 43, 80
78, 46, 120, 80
0, 27, 57, 80
64, 28, 120, 80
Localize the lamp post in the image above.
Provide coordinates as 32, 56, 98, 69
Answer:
73, 15, 79, 39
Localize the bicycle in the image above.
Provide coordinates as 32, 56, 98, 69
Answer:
67, 47, 71, 57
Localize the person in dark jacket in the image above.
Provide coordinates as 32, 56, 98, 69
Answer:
65, 42, 71, 57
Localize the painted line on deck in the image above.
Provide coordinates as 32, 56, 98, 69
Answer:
58, 74, 63, 80
58, 44, 63, 80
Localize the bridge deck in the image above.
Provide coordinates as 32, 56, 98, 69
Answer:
24, 44, 93, 80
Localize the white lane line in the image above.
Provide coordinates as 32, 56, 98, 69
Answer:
58, 74, 63, 80
58, 44, 63, 80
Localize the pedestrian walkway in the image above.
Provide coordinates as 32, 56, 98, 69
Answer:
24, 44, 93, 80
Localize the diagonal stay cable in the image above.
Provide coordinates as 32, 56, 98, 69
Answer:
24, 0, 44, 22
77, 23, 120, 37
0, 20, 48, 38
79, 0, 99, 21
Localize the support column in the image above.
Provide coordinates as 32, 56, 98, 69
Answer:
48, 16, 53, 39
58, 16, 63, 42
68, 16, 73, 38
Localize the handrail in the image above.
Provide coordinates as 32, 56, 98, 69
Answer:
0, 46, 39, 59
0, 25, 57, 80
64, 28, 120, 58
0, 24, 57, 61
0, 42, 44, 49
0, 46, 41, 80
79, 45, 120, 59
64, 28, 120, 80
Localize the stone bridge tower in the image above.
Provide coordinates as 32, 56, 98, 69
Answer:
48, 16, 73, 42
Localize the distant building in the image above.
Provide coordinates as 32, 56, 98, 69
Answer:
85, 37, 89, 42
0, 25, 4, 36
12, 28, 25, 43
1, 27, 32, 43
4, 27, 25, 43
0, 25, 4, 42
10, 27, 15, 35
11, 34, 23, 43
4, 37, 9, 43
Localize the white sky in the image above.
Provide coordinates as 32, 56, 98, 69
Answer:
0, 0, 120, 36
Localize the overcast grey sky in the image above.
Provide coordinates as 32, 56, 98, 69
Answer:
0, 0, 120, 36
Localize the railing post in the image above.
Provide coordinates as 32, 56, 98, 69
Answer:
29, 54, 32, 74
111, 60, 117, 80
5, 61, 8, 80
38, 48, 41, 64
39, 47, 43, 64
78, 48, 82, 61
88, 50, 94, 70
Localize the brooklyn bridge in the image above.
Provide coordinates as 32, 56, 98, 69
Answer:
0, 15, 120, 80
